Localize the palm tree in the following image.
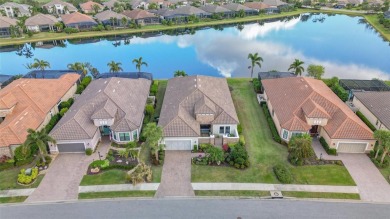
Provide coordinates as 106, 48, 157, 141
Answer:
374, 130, 390, 163
121, 17, 128, 27
22, 128, 56, 163
132, 57, 148, 72
107, 61, 123, 73
247, 52, 263, 79
174, 70, 187, 77
54, 22, 64, 32
92, 4, 101, 14
288, 59, 305, 76
33, 58, 50, 71
24, 62, 35, 69
143, 123, 163, 161
67, 62, 87, 76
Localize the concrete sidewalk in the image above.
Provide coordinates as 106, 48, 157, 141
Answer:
0, 189, 35, 198
78, 183, 358, 194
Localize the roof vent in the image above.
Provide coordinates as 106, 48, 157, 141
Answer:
24, 112, 28, 115
98, 89, 101, 92
117, 81, 120, 84
104, 81, 107, 84
113, 89, 116, 92
305, 85, 308, 88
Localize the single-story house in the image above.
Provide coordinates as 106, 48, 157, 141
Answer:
95, 10, 128, 26
244, 2, 279, 14
43, 0, 78, 15
0, 2, 31, 18
61, 12, 98, 30
352, 91, 390, 131
0, 16, 17, 38
122, 9, 160, 25
157, 6, 210, 21
79, 1, 104, 14
0, 73, 80, 157
49, 77, 151, 153
199, 5, 234, 18
25, 13, 58, 32
158, 75, 240, 150
221, 3, 258, 16
262, 77, 375, 153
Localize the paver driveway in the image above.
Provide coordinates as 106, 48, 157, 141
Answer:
312, 139, 390, 203
25, 140, 110, 203
155, 151, 195, 198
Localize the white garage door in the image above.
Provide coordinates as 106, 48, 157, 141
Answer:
165, 140, 192, 150
337, 142, 367, 153
57, 143, 85, 153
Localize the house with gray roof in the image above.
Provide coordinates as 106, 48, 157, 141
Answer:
122, 9, 160, 25
199, 5, 234, 18
0, 2, 31, 18
158, 75, 239, 150
43, 0, 78, 15
103, 0, 121, 10
221, 3, 258, 16
49, 77, 151, 153
157, 6, 210, 21
0, 74, 13, 88
352, 91, 390, 131
262, 0, 289, 8
95, 10, 128, 26
25, 14, 58, 32
0, 16, 17, 38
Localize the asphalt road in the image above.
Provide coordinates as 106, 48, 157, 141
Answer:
1, 198, 390, 219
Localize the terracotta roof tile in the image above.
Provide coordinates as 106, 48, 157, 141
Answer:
61, 12, 96, 25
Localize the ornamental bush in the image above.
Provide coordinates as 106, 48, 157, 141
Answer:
273, 164, 293, 184
18, 167, 38, 185
90, 159, 109, 168
85, 148, 93, 156
205, 146, 224, 164
319, 137, 337, 155
262, 104, 281, 143
59, 108, 68, 117
199, 143, 212, 152
227, 143, 249, 169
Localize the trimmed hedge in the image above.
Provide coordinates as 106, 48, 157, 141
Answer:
319, 137, 337, 156
101, 164, 135, 171
273, 164, 293, 184
253, 78, 261, 93
356, 111, 376, 131
262, 104, 281, 143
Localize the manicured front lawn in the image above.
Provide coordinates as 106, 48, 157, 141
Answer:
139, 143, 162, 183
282, 191, 360, 200
379, 167, 390, 184
78, 191, 155, 199
195, 190, 269, 197
385, 81, 390, 87
192, 79, 355, 186
80, 169, 127, 186
0, 196, 28, 204
0, 163, 45, 190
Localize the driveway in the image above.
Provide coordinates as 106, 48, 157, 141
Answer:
312, 139, 390, 203
155, 151, 195, 198
25, 139, 110, 203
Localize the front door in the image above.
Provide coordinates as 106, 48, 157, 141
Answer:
310, 125, 319, 136
100, 125, 110, 136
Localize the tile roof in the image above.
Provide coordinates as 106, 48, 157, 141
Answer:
0, 16, 17, 28
159, 75, 239, 137
221, 3, 254, 12
61, 12, 97, 25
353, 91, 390, 129
169, 6, 210, 16
262, 0, 288, 7
262, 77, 374, 140
122, 9, 157, 19
79, 1, 103, 11
25, 13, 58, 26
199, 5, 232, 13
103, 0, 120, 8
50, 77, 151, 140
0, 2, 31, 14
0, 73, 80, 147
244, 2, 272, 10
95, 10, 127, 22
43, 0, 78, 11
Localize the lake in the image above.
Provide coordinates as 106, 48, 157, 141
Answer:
0, 13, 389, 80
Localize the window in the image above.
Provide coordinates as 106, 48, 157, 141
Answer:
225, 126, 230, 134
133, 130, 138, 141
219, 126, 231, 134
119, 133, 130, 141
112, 131, 117, 140
219, 126, 224, 134
282, 129, 289, 140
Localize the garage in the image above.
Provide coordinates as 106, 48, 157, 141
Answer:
337, 142, 367, 153
57, 143, 85, 153
165, 140, 192, 150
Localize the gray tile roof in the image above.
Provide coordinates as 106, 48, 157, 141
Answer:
221, 3, 254, 12
353, 91, 390, 129
0, 16, 17, 28
50, 77, 151, 140
170, 6, 210, 16
43, 0, 78, 11
199, 5, 232, 13
25, 13, 58, 26
159, 75, 239, 137
262, 0, 288, 7
95, 10, 127, 22
0, 2, 31, 14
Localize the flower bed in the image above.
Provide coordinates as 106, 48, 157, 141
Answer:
17, 167, 39, 185
87, 149, 138, 175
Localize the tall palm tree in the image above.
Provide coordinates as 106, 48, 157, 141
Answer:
132, 57, 148, 72
143, 123, 163, 161
67, 62, 87, 76
247, 52, 263, 79
174, 70, 187, 77
92, 4, 101, 14
24, 62, 35, 69
33, 58, 50, 71
288, 59, 305, 76
107, 61, 123, 73
22, 128, 56, 163
121, 17, 128, 27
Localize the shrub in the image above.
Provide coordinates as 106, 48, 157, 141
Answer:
64, 27, 79, 34
199, 143, 212, 152
145, 104, 154, 117
81, 76, 92, 87
253, 78, 262, 93
46, 114, 61, 132
126, 162, 152, 185
90, 159, 109, 168
205, 146, 224, 164
273, 164, 293, 184
58, 101, 70, 111
239, 135, 245, 146
237, 124, 243, 135
17, 167, 38, 184
150, 84, 158, 96
59, 107, 68, 117
227, 143, 249, 169
15, 157, 35, 167
356, 111, 376, 131
262, 104, 281, 143
319, 137, 337, 155
222, 144, 229, 152
14, 146, 31, 161
85, 148, 93, 156
102, 164, 135, 170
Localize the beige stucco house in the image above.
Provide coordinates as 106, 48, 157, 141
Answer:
158, 75, 239, 150
352, 91, 390, 131
262, 77, 375, 153
49, 77, 151, 153
0, 73, 80, 157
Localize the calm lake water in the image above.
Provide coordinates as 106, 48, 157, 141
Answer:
0, 13, 389, 80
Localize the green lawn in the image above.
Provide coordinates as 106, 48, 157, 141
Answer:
0, 163, 45, 190
80, 169, 127, 186
192, 79, 355, 186
0, 196, 28, 204
139, 142, 162, 183
154, 80, 168, 119
78, 191, 155, 199
194, 190, 360, 200
385, 81, 390, 87
364, 15, 390, 42
379, 167, 390, 184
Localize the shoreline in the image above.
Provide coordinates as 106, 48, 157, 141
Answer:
1, 8, 388, 46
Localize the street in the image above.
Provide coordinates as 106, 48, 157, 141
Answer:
1, 198, 390, 219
